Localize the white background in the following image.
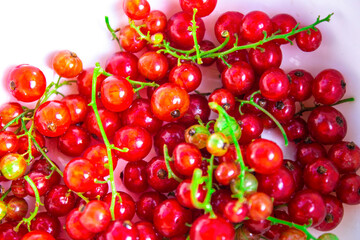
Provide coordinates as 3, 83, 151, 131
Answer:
0, 0, 359, 239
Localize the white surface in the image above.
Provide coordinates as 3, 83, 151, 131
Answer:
0, 0, 359, 239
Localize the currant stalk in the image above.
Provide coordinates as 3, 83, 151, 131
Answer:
208, 102, 248, 200
16, 175, 41, 231
190, 155, 216, 218
20, 118, 89, 203
190, 8, 202, 64
163, 145, 183, 182
295, 97, 355, 117
89, 64, 125, 220
237, 91, 289, 146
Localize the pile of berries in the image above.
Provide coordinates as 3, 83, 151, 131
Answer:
0, 0, 358, 239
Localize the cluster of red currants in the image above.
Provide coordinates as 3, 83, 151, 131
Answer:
0, 0, 358, 239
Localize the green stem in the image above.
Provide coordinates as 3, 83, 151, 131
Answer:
295, 97, 355, 116
208, 102, 247, 199
238, 99, 289, 146
201, 14, 334, 60
190, 155, 216, 218
163, 145, 183, 182
20, 119, 89, 203
1, 109, 33, 131
105, 16, 122, 50
126, 77, 159, 92
89, 63, 126, 220
0, 188, 11, 201
19, 175, 41, 231
267, 216, 317, 240
190, 8, 202, 64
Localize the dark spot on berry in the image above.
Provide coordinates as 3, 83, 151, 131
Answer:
341, 80, 346, 89
47, 122, 57, 132
157, 169, 167, 179
317, 165, 327, 174
123, 220, 132, 229
294, 70, 304, 77
336, 116, 343, 126
43, 147, 48, 153
9, 81, 16, 90
70, 51, 78, 58
258, 98, 267, 108
171, 109, 180, 118
325, 213, 334, 223
347, 142, 356, 150
275, 101, 285, 110
222, 142, 229, 150
287, 74, 292, 83
188, 128, 196, 136
284, 161, 295, 171
304, 137, 313, 144
222, 103, 230, 111
120, 171, 123, 180
96, 91, 101, 98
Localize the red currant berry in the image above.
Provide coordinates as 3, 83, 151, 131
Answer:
247, 192, 273, 221
151, 83, 190, 122
65, 208, 96, 240
259, 68, 290, 101
0, 153, 27, 180
240, 11, 273, 42
61, 94, 88, 124
315, 195, 344, 231
221, 61, 255, 96
248, 42, 282, 75
25, 170, 51, 196
313, 69, 346, 105
77, 67, 107, 99
175, 179, 206, 209
122, 160, 148, 193
0, 131, 18, 157
138, 51, 168, 81
283, 117, 309, 142
123, 0, 150, 20
30, 212, 61, 237
44, 184, 76, 217
336, 173, 360, 205
63, 157, 96, 192
84, 108, 121, 140
4, 196, 28, 221
307, 106, 347, 145
246, 138, 283, 174
0, 102, 23, 128
166, 11, 205, 49
169, 63, 202, 92
271, 13, 298, 44
180, 0, 217, 17
328, 141, 360, 173
52, 50, 83, 78
190, 214, 235, 240
215, 11, 244, 47
296, 138, 327, 166
136, 191, 167, 222
22, 230, 55, 240
79, 200, 111, 233
103, 191, 136, 221
7, 64, 46, 102
296, 27, 322, 52
119, 25, 146, 53
34, 100, 71, 137
178, 94, 211, 127
98, 220, 139, 240
287, 69, 314, 101
267, 98, 296, 124
173, 143, 202, 176
57, 125, 91, 157
105, 51, 139, 79
143, 10, 167, 34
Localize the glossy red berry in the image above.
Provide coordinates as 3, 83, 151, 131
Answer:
4, 196, 28, 221
315, 195, 344, 231
103, 191, 136, 220
246, 138, 283, 174
259, 68, 290, 101
313, 69, 346, 105
209, 88, 235, 114
240, 11, 273, 43
146, 156, 180, 193
25, 170, 51, 196
57, 125, 90, 157
44, 184, 76, 217
61, 94, 88, 124
215, 161, 240, 185
180, 0, 217, 17
328, 141, 360, 173
271, 13, 298, 44
79, 200, 111, 233
113, 125, 152, 162
0, 102, 24, 128
83, 181, 109, 200
166, 11, 205, 49
283, 117, 308, 142
65, 208, 95, 240
11, 177, 27, 198
287, 69, 314, 101
7, 64, 46, 102
84, 108, 121, 140
100, 76, 134, 112
52, 50, 83, 78
267, 98, 296, 124
151, 83, 190, 122
248, 42, 282, 75
22, 230, 55, 240
34, 100, 71, 137
303, 158, 339, 194
122, 160, 148, 193
30, 212, 61, 237
215, 11, 244, 47
175, 179, 206, 209
257, 166, 296, 205
98, 220, 139, 240
83, 144, 118, 178
0, 131, 18, 157
143, 10, 167, 34
190, 214, 235, 240
178, 94, 211, 127
243, 219, 271, 235
123, 0, 150, 20
247, 192, 273, 221
17, 130, 45, 158
296, 138, 327, 166
288, 189, 326, 227
336, 173, 360, 205
169, 63, 202, 92
136, 191, 167, 222
296, 27, 322, 52
119, 25, 146, 53
63, 158, 96, 192
153, 199, 192, 237
105, 51, 139, 79
221, 61, 255, 96
138, 51, 168, 81
173, 143, 202, 176
307, 106, 347, 145
76, 67, 107, 99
